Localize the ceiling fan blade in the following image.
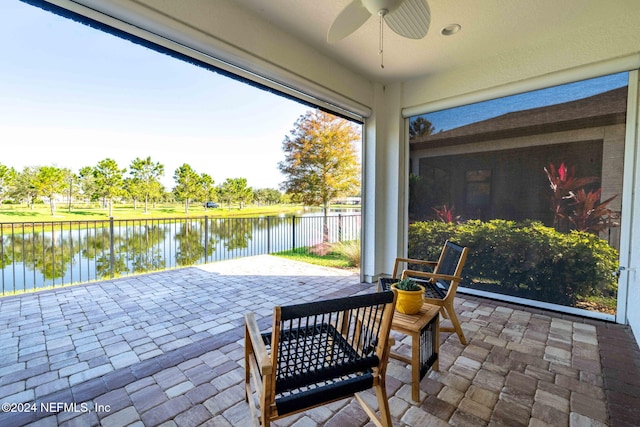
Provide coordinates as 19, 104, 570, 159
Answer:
327, 0, 372, 43
385, 0, 431, 39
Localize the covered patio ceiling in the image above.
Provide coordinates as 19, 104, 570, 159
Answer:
71, 0, 640, 84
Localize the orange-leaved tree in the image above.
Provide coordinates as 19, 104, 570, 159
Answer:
279, 109, 360, 241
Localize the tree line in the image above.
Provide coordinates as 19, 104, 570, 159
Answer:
1, 108, 362, 219
0, 158, 283, 216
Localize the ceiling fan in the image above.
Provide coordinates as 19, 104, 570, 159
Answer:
327, 0, 431, 44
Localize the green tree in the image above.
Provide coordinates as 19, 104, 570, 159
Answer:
148, 180, 165, 208
93, 158, 126, 217
408, 116, 436, 140
254, 188, 282, 205
0, 164, 16, 204
218, 177, 252, 210
279, 109, 360, 240
12, 167, 39, 208
78, 166, 98, 203
123, 177, 141, 209
235, 178, 253, 209
173, 163, 201, 214
64, 170, 77, 212
129, 156, 165, 213
200, 173, 216, 209
32, 166, 68, 216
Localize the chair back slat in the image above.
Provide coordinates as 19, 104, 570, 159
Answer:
432, 241, 465, 290
279, 292, 393, 319
435, 241, 463, 276
266, 292, 394, 397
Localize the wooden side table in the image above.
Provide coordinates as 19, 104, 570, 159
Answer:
390, 303, 440, 402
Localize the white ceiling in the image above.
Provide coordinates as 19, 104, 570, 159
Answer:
218, 0, 640, 83
72, 0, 640, 101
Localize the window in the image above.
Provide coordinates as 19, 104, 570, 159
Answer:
408, 72, 628, 316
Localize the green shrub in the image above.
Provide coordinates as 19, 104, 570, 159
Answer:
408, 219, 618, 306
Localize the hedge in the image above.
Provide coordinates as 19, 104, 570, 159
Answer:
408, 219, 619, 306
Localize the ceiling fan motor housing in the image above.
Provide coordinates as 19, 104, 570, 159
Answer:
363, 0, 404, 15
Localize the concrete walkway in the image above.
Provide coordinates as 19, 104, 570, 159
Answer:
0, 255, 638, 426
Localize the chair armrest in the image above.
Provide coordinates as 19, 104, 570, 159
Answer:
245, 313, 272, 376
396, 257, 437, 267
401, 269, 459, 282
402, 270, 461, 281
392, 257, 437, 278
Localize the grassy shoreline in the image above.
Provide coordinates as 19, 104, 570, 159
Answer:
0, 203, 316, 224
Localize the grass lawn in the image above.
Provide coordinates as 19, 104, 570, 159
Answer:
0, 203, 306, 223
273, 241, 360, 270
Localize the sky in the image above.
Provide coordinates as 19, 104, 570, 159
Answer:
0, 0, 313, 190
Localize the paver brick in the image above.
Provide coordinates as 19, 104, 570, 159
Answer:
185, 383, 218, 404
531, 401, 569, 426
110, 351, 140, 369
183, 363, 217, 386
104, 341, 132, 357
140, 395, 191, 426
130, 384, 167, 413
57, 410, 99, 427
438, 386, 464, 406
473, 369, 505, 392
465, 385, 498, 408
457, 396, 492, 421
555, 374, 605, 399
402, 405, 449, 427
491, 400, 530, 427
173, 404, 212, 427
58, 362, 89, 378
94, 388, 132, 414
102, 369, 137, 390
524, 364, 555, 383
0, 363, 50, 385
35, 378, 71, 398
570, 391, 607, 423
71, 377, 108, 402
202, 385, 244, 416
2, 388, 35, 404
569, 412, 607, 427
166, 381, 195, 399
68, 364, 113, 386
138, 349, 164, 360
100, 406, 139, 427
0, 381, 26, 400
0, 363, 25, 377
154, 367, 188, 390
544, 346, 572, 365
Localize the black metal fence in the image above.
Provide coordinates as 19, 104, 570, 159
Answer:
0, 214, 361, 295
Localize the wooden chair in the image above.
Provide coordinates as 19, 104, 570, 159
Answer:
244, 291, 397, 427
380, 241, 469, 345
377, 251, 447, 292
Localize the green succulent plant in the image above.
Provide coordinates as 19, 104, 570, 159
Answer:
393, 278, 423, 291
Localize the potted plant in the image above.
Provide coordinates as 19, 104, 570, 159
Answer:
391, 278, 425, 314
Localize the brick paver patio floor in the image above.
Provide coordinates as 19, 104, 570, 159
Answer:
0, 255, 638, 426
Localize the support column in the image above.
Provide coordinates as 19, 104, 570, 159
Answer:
361, 82, 407, 283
